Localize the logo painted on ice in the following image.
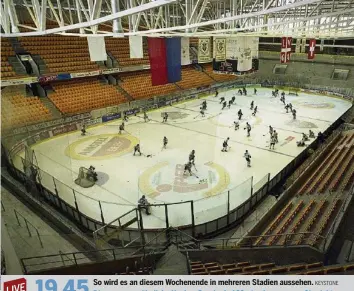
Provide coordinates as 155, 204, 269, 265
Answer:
139, 161, 230, 198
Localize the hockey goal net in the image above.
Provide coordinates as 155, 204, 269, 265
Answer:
75, 167, 96, 188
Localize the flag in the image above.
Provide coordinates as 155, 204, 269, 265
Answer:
280, 37, 292, 63
148, 37, 181, 86
129, 36, 143, 58
308, 39, 316, 59
237, 36, 252, 71
213, 37, 226, 61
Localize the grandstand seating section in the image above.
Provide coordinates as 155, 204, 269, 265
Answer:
189, 260, 354, 275
118, 71, 178, 99
1, 39, 18, 79
251, 132, 354, 248
1, 87, 52, 129
202, 64, 237, 82
19, 36, 101, 74
105, 37, 149, 67
176, 66, 214, 89
48, 78, 127, 114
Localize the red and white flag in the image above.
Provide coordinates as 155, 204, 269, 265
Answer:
280, 37, 292, 63
308, 39, 316, 59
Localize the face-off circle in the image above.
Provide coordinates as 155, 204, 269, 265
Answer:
65, 133, 139, 160
292, 100, 335, 109
138, 161, 230, 201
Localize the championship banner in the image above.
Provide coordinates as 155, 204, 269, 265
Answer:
236, 36, 252, 72
280, 37, 292, 63
213, 37, 226, 61
301, 38, 306, 53
250, 37, 259, 59
181, 37, 191, 65
295, 39, 301, 53
198, 38, 211, 63
226, 37, 238, 60
308, 39, 316, 59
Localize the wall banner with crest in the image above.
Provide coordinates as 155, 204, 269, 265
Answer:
213, 37, 226, 61
198, 37, 211, 63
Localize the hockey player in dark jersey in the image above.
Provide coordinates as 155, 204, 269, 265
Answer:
189, 150, 195, 164
162, 112, 168, 123
222, 101, 227, 110
244, 150, 251, 167
222, 137, 230, 152
245, 122, 251, 137
219, 96, 225, 104
227, 99, 233, 109
309, 130, 315, 138
134, 144, 141, 156
250, 101, 254, 110
184, 161, 193, 176
163, 136, 168, 149
234, 121, 240, 131
119, 122, 125, 134
292, 108, 297, 120
254, 88, 257, 95
81, 124, 86, 136
252, 106, 258, 116
238, 109, 243, 120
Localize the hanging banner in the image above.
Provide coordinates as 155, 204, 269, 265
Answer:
181, 37, 191, 65
236, 36, 252, 72
198, 38, 211, 63
226, 37, 238, 60
213, 37, 226, 62
129, 36, 143, 58
301, 38, 306, 53
308, 39, 316, 60
295, 39, 301, 53
251, 37, 259, 59
280, 37, 292, 63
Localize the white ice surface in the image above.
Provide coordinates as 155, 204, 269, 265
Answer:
13, 88, 352, 228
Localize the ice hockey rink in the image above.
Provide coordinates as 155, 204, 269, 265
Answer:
12, 88, 352, 229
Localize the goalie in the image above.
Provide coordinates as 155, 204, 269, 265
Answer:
87, 166, 98, 182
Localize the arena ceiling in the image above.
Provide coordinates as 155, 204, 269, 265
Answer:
1, 0, 354, 38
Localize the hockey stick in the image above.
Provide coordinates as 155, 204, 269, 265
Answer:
193, 114, 201, 119
193, 163, 198, 172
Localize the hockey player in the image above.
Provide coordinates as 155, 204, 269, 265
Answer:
123, 113, 129, 122
134, 144, 141, 156
245, 122, 251, 137
309, 130, 315, 138
280, 95, 286, 105
201, 100, 207, 110
238, 89, 243, 95
81, 124, 86, 136
238, 109, 243, 120
119, 122, 125, 134
184, 161, 193, 176
285, 104, 290, 113
162, 112, 168, 123
163, 136, 168, 149
243, 87, 247, 96
222, 137, 230, 152
250, 101, 254, 110
272, 91, 276, 98
231, 96, 236, 104
234, 121, 240, 131
144, 112, 149, 122
87, 165, 98, 181
227, 99, 233, 109
138, 195, 151, 215
219, 96, 225, 104
189, 150, 195, 164
269, 125, 274, 136
297, 140, 305, 147
273, 130, 278, 143
292, 108, 297, 120
252, 106, 258, 116
302, 133, 309, 142
222, 101, 227, 110
254, 88, 257, 95
244, 150, 252, 167
269, 135, 276, 150
281, 91, 285, 99
289, 103, 293, 111
215, 90, 219, 98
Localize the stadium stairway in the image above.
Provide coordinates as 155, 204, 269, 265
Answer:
153, 245, 189, 275
39, 97, 62, 119
7, 56, 27, 76
116, 83, 134, 101
107, 52, 119, 68
32, 55, 49, 75
8, 37, 27, 54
